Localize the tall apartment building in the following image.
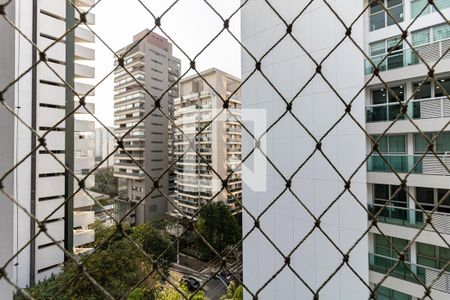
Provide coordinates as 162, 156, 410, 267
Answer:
95, 126, 115, 167
173, 68, 242, 218
0, 0, 96, 296
242, 1, 449, 299
113, 30, 180, 225
73, 0, 97, 255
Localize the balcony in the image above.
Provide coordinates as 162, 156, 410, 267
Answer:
74, 229, 95, 247
74, 211, 95, 228
368, 204, 450, 235
369, 253, 450, 294
366, 97, 450, 122
365, 39, 450, 75
367, 154, 450, 176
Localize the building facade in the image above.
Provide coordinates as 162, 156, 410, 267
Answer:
0, 0, 97, 296
173, 68, 242, 218
73, 0, 97, 255
365, 1, 450, 299
242, 0, 449, 299
95, 126, 115, 167
113, 30, 180, 225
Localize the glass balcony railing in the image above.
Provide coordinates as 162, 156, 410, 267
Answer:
369, 253, 450, 294
366, 97, 450, 122
367, 154, 450, 175
368, 204, 450, 235
365, 38, 450, 75
368, 204, 424, 228
367, 155, 422, 173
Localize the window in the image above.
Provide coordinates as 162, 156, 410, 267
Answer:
376, 285, 412, 300
370, 0, 404, 31
414, 132, 450, 154
376, 135, 407, 153
369, 37, 404, 71
411, 0, 450, 18
374, 234, 410, 260
411, 23, 450, 47
371, 85, 405, 104
416, 187, 450, 213
417, 243, 450, 270
434, 77, 450, 97
412, 81, 432, 99
374, 184, 407, 207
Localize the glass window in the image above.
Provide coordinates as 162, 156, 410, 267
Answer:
417, 243, 450, 270
414, 133, 431, 154
374, 184, 390, 200
412, 81, 432, 99
435, 0, 450, 11
370, 1, 404, 31
412, 28, 430, 46
434, 77, 450, 97
372, 88, 388, 104
433, 23, 450, 42
370, 40, 387, 56
411, 0, 430, 18
387, 4, 404, 26
371, 85, 404, 104
388, 135, 406, 153
376, 286, 412, 300
370, 3, 386, 31
388, 0, 403, 7
374, 184, 407, 207
375, 234, 410, 259
388, 85, 405, 102
416, 187, 435, 208
387, 37, 403, 52
436, 132, 450, 153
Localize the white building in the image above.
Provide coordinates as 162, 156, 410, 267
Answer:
0, 0, 96, 297
242, 1, 449, 299
73, 0, 97, 255
113, 30, 181, 224
95, 126, 115, 168
173, 68, 242, 217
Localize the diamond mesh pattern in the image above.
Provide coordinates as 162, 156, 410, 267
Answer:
0, 0, 449, 299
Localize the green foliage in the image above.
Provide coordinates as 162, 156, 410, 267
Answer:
19, 223, 175, 299
156, 284, 205, 300
195, 202, 241, 258
221, 282, 243, 300
127, 288, 146, 300
90, 167, 118, 197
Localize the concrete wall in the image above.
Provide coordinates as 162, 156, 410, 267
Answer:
241, 1, 369, 299
0, 2, 16, 297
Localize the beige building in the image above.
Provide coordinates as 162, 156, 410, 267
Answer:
113, 30, 180, 225
173, 68, 242, 217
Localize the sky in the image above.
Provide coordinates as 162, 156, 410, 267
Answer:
89, 0, 242, 126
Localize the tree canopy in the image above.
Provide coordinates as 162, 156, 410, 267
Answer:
195, 202, 241, 258
90, 167, 118, 197
18, 223, 176, 299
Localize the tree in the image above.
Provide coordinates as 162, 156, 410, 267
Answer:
195, 202, 241, 258
18, 223, 175, 299
90, 167, 118, 197
221, 282, 243, 300
156, 284, 205, 300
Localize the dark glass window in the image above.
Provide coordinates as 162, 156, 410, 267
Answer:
412, 81, 432, 99
434, 77, 450, 97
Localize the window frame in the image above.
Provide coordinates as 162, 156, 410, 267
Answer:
370, 0, 404, 31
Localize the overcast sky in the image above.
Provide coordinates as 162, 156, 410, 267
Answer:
90, 0, 242, 126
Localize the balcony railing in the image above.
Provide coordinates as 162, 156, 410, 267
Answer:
365, 38, 450, 75
368, 204, 450, 235
369, 253, 450, 294
366, 97, 450, 122
367, 154, 450, 175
